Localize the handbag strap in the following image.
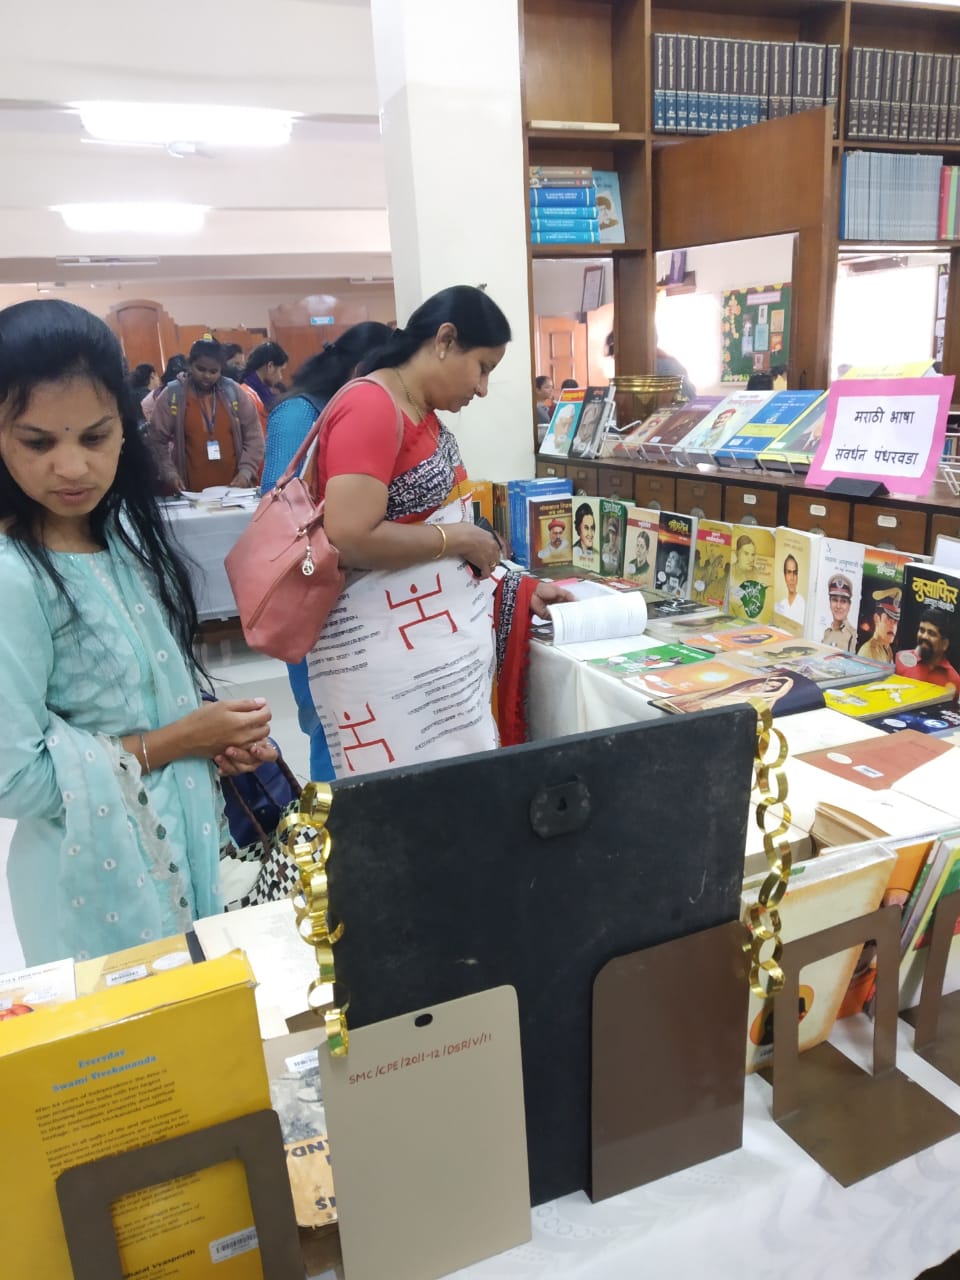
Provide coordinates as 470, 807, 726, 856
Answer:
274, 376, 405, 496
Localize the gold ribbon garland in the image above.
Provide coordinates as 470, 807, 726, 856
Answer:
278, 782, 349, 1056
744, 699, 793, 1000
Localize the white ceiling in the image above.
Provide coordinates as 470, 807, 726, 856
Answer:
0, 0, 391, 289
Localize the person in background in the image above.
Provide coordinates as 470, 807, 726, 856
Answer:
147, 338, 263, 493
220, 343, 246, 382
242, 341, 289, 430
261, 320, 392, 782
0, 299, 275, 964
141, 355, 188, 425
771, 364, 788, 390
559, 378, 578, 391
746, 371, 774, 391
655, 346, 697, 401
302, 284, 572, 778
127, 363, 159, 428
535, 374, 554, 427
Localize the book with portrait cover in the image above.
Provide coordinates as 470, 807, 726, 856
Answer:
856, 546, 916, 664
671, 389, 775, 463
756, 391, 830, 471
598, 498, 628, 577
741, 841, 896, 1072
810, 537, 865, 650
669, 620, 793, 652
593, 169, 626, 244
646, 663, 825, 717
893, 562, 960, 702
653, 510, 697, 600
690, 519, 733, 609
634, 397, 723, 456
567, 385, 613, 459
528, 497, 574, 570
538, 388, 584, 457
571, 496, 602, 575
586, 642, 711, 683
622, 506, 660, 588
600, 407, 674, 460
773, 527, 818, 638
728, 525, 776, 624
725, 637, 892, 689
715, 389, 824, 467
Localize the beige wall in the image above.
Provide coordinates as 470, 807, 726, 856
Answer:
0, 278, 397, 337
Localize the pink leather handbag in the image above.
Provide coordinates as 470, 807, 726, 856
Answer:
225, 378, 400, 665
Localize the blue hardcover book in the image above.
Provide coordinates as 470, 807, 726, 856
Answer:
532, 229, 602, 243
529, 186, 598, 207
530, 208, 600, 225
507, 477, 572, 566
715, 390, 824, 467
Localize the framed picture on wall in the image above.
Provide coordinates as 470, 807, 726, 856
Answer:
580, 265, 604, 316
721, 283, 792, 383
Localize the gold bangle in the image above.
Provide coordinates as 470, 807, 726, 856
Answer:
431, 524, 447, 560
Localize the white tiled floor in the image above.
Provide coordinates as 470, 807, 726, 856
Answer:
0, 632, 303, 973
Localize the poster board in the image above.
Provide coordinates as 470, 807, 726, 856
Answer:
721, 283, 792, 383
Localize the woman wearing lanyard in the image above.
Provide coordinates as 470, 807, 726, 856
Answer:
147, 339, 263, 494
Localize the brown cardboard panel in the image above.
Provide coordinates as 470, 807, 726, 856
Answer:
591, 921, 750, 1201
769, 907, 960, 1186
319, 986, 530, 1280
902, 889, 960, 1082
57, 1110, 303, 1280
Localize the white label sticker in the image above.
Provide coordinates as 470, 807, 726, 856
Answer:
105, 964, 150, 987
210, 1226, 258, 1264
285, 1048, 320, 1075
878, 514, 898, 528
743, 493, 757, 505
810, 504, 826, 517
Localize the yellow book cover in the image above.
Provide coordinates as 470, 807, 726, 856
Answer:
691, 519, 732, 609
840, 360, 936, 379
466, 479, 494, 527
1, 952, 270, 1280
742, 842, 896, 1072
824, 676, 954, 720
728, 525, 776, 624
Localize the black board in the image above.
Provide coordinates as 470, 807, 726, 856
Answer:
326, 708, 755, 1204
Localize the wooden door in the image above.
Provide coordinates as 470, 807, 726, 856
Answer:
108, 299, 178, 373
536, 316, 587, 387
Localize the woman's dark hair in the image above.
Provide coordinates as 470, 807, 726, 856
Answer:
746, 371, 773, 390
244, 342, 288, 377
560, 378, 578, 390
358, 286, 511, 374
160, 354, 189, 384
535, 375, 552, 391
128, 362, 156, 392
0, 300, 204, 676
188, 338, 223, 366
279, 322, 393, 406
219, 342, 243, 363
574, 501, 593, 536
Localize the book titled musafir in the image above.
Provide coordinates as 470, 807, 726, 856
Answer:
894, 562, 960, 702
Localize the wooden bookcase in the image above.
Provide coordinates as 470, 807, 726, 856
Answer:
520, 0, 960, 450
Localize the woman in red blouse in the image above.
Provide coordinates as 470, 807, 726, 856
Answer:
304, 285, 571, 778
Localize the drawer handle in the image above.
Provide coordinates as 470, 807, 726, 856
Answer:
809, 504, 826, 517
740, 514, 758, 526
877, 514, 897, 529
691, 506, 705, 519
743, 494, 757, 506
809, 525, 826, 537
648, 500, 662, 511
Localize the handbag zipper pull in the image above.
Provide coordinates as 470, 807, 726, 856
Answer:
302, 544, 316, 576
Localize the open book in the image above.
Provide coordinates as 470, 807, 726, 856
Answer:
536, 580, 649, 645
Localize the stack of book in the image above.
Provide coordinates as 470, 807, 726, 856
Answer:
847, 48, 960, 144
529, 166, 600, 244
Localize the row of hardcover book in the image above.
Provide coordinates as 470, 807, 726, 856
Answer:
528, 168, 625, 245
542, 360, 938, 472
651, 35, 840, 135
839, 151, 950, 242
848, 48, 960, 144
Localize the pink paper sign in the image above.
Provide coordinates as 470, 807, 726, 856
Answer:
806, 376, 954, 495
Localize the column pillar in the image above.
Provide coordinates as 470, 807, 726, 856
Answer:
368, 0, 533, 480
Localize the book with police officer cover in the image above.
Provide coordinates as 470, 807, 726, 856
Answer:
810, 537, 865, 651
855, 547, 915, 665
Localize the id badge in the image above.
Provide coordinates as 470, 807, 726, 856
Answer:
206, 440, 222, 461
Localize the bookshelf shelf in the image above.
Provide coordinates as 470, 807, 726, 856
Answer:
521, 0, 960, 449
526, 128, 647, 146
530, 243, 646, 259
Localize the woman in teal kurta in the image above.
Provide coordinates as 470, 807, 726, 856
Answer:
0, 300, 276, 964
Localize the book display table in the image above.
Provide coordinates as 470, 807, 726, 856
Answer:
527, 632, 664, 740
163, 498, 256, 621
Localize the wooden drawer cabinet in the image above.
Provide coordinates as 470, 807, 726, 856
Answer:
852, 504, 927, 554
787, 494, 851, 539
567, 464, 598, 495
633, 472, 676, 511
723, 483, 779, 528
597, 468, 635, 501
930, 513, 960, 553
535, 460, 567, 480
676, 476, 724, 520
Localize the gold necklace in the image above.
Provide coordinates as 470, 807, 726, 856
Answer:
394, 367, 427, 422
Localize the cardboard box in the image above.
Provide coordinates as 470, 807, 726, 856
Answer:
1, 952, 270, 1280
